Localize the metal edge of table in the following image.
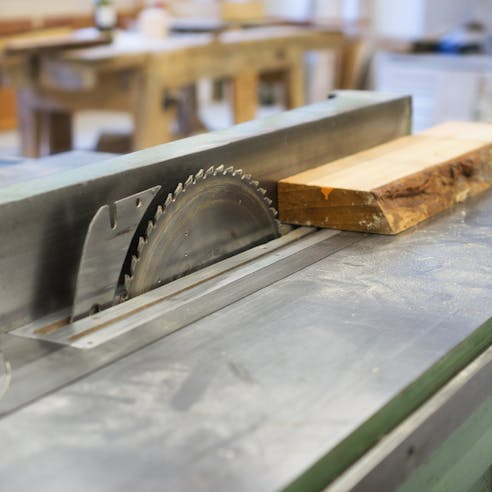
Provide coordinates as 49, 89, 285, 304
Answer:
324, 320, 492, 492
286, 316, 492, 492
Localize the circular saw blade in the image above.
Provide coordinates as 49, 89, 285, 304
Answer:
124, 165, 280, 298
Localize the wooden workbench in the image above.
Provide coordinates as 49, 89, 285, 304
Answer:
5, 26, 344, 157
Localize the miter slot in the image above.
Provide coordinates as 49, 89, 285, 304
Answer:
12, 227, 355, 349
70, 185, 161, 322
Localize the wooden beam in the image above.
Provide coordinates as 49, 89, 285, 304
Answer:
284, 57, 305, 109
133, 69, 176, 150
278, 122, 492, 235
232, 70, 258, 124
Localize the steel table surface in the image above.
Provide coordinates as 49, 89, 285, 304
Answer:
0, 191, 491, 492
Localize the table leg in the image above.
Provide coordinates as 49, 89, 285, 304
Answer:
232, 70, 258, 124
40, 111, 73, 156
176, 85, 207, 137
17, 89, 42, 158
133, 73, 176, 150
17, 89, 73, 157
284, 58, 305, 110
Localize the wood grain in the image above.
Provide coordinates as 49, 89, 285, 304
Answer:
278, 122, 492, 234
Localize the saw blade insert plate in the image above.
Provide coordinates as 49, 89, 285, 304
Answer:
124, 165, 280, 298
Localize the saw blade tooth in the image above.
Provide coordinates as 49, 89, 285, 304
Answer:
131, 255, 139, 272
233, 168, 243, 177
224, 166, 234, 175
137, 236, 147, 252
205, 166, 214, 176
185, 175, 194, 188
269, 207, 278, 217
264, 197, 272, 206
174, 182, 184, 197
196, 168, 204, 180
214, 164, 225, 175
117, 292, 128, 304
251, 180, 260, 188
146, 221, 154, 236
242, 173, 252, 181
155, 205, 163, 219
124, 274, 132, 292
164, 193, 173, 208
258, 187, 266, 195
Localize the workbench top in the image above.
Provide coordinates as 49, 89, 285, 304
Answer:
57, 26, 342, 62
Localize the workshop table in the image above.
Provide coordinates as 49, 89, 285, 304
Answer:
0, 150, 491, 491
5, 26, 344, 157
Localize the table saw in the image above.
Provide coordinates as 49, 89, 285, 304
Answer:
0, 91, 491, 492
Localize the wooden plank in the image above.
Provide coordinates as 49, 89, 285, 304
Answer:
278, 122, 492, 235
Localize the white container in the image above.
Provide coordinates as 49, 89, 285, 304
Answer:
263, 0, 312, 21
372, 0, 474, 40
137, 2, 170, 39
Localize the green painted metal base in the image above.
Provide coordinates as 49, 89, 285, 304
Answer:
398, 395, 492, 492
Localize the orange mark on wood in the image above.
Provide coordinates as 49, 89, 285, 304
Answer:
320, 187, 334, 200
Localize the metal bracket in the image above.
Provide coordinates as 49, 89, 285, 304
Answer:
71, 186, 161, 322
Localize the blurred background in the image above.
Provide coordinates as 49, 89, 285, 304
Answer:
1, 0, 492, 157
